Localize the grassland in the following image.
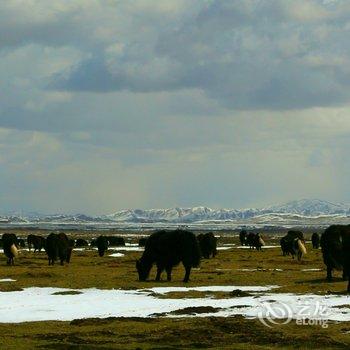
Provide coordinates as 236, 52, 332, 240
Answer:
0, 229, 349, 349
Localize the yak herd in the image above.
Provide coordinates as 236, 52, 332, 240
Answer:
0, 225, 350, 291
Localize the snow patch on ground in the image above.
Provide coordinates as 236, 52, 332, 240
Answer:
146, 285, 277, 294
108, 253, 125, 258
234, 245, 277, 249
108, 247, 144, 252
1, 285, 349, 323
237, 268, 283, 272
0, 278, 16, 282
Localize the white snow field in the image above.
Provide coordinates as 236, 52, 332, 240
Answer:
0, 285, 349, 323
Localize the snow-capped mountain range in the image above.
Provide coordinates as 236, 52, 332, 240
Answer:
1, 199, 350, 226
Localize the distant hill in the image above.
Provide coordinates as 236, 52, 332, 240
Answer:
1, 199, 349, 226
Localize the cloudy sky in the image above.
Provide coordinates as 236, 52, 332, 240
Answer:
1, 0, 350, 214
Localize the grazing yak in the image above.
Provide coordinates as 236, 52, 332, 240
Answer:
27, 234, 46, 252
246, 232, 265, 250
46, 232, 73, 265
90, 239, 97, 247
17, 238, 26, 248
136, 230, 201, 282
106, 236, 125, 246
2, 233, 19, 265
138, 237, 148, 247
96, 235, 109, 257
280, 236, 289, 256
75, 238, 89, 247
321, 225, 350, 292
197, 232, 217, 258
312, 232, 320, 249
280, 231, 307, 260
239, 230, 247, 246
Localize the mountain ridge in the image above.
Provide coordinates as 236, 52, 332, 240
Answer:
1, 199, 349, 224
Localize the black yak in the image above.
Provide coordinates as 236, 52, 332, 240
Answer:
17, 238, 26, 248
2, 233, 19, 265
246, 232, 255, 249
138, 237, 148, 247
280, 230, 305, 256
239, 230, 247, 246
286, 230, 304, 240
136, 230, 200, 282
96, 235, 109, 257
246, 232, 265, 250
280, 236, 289, 256
280, 231, 307, 260
27, 234, 46, 252
254, 233, 265, 251
311, 232, 320, 249
321, 225, 350, 292
45, 232, 73, 265
75, 238, 89, 247
106, 236, 125, 246
197, 232, 217, 258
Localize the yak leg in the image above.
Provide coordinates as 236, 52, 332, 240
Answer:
343, 270, 348, 281
166, 266, 172, 281
183, 266, 191, 283
343, 266, 348, 281
155, 265, 163, 281
327, 266, 332, 281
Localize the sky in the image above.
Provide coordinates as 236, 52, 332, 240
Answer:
1, 0, 350, 214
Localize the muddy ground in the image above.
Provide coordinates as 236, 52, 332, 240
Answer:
0, 229, 349, 349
